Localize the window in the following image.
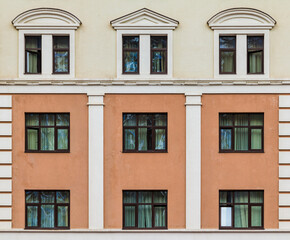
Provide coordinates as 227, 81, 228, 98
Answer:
25, 113, 70, 152
219, 113, 263, 152
248, 36, 264, 74
53, 36, 70, 74
219, 36, 236, 74
123, 36, 139, 74
123, 190, 167, 229
123, 113, 167, 152
25, 190, 70, 229
219, 190, 263, 229
25, 36, 41, 74
151, 36, 167, 74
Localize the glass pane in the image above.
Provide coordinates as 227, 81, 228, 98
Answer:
57, 206, 69, 227
138, 192, 152, 203
155, 129, 166, 150
250, 191, 263, 203
41, 191, 55, 203
124, 206, 135, 227
154, 206, 166, 227
124, 51, 138, 73
54, 51, 69, 73
123, 36, 139, 49
219, 191, 233, 204
41, 205, 54, 228
123, 114, 136, 126
138, 115, 152, 126
235, 114, 249, 126
41, 114, 55, 126
220, 51, 234, 73
56, 114, 69, 126
220, 114, 233, 126
250, 114, 263, 126
26, 50, 40, 74
124, 129, 135, 150
26, 36, 41, 48
26, 114, 39, 126
123, 191, 136, 203
234, 192, 248, 203
56, 191, 70, 203
138, 205, 152, 228
26, 191, 39, 203
27, 206, 38, 227
153, 191, 167, 203
57, 129, 68, 150
53, 36, 69, 49
151, 36, 167, 49
27, 129, 38, 150
251, 206, 262, 227
154, 114, 167, 126
234, 128, 248, 151
248, 51, 263, 74
234, 205, 248, 228
248, 36, 264, 49
41, 128, 55, 151
220, 36, 235, 49
221, 129, 232, 150
251, 129, 262, 150
221, 207, 232, 227
138, 128, 152, 151
152, 51, 166, 73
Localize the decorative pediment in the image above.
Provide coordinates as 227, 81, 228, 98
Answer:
111, 8, 179, 30
12, 8, 81, 30
208, 8, 276, 30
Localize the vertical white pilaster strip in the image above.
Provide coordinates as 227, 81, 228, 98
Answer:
140, 34, 150, 76
185, 93, 202, 230
88, 94, 104, 230
42, 35, 52, 76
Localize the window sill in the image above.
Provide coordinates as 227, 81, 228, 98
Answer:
219, 151, 264, 153
122, 151, 168, 153
25, 151, 70, 153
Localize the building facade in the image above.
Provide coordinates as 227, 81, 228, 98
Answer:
0, 0, 290, 239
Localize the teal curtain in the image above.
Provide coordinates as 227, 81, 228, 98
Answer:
154, 206, 166, 227
124, 206, 135, 227
57, 206, 69, 227
138, 205, 152, 228
27, 129, 38, 150
57, 129, 68, 150
234, 128, 248, 150
124, 129, 135, 150
27, 206, 38, 227
234, 205, 248, 228
251, 206, 262, 227
138, 128, 148, 151
41, 128, 55, 150
41, 205, 54, 228
251, 129, 262, 150
155, 129, 165, 150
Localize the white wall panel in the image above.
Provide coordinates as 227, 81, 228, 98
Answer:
0, 179, 11, 192
0, 96, 11, 108
279, 221, 290, 229
279, 138, 290, 150
280, 109, 290, 122
0, 109, 12, 122
280, 124, 290, 136
0, 221, 11, 229
0, 193, 11, 206
0, 207, 11, 220
280, 152, 290, 164
0, 166, 11, 178
280, 96, 290, 108
0, 137, 12, 150
0, 123, 11, 136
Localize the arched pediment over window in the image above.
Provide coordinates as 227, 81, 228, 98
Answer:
208, 8, 276, 30
12, 8, 81, 30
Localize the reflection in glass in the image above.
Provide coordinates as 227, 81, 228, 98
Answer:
221, 207, 232, 227
41, 205, 54, 228
221, 129, 232, 150
124, 129, 135, 150
41, 128, 55, 151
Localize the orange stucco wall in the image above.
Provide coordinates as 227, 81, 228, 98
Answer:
201, 94, 279, 229
12, 94, 88, 229
104, 94, 186, 229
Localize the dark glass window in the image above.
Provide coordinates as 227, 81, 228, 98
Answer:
151, 36, 167, 74
25, 36, 41, 74
219, 36, 236, 74
248, 36, 264, 74
25, 113, 70, 152
53, 36, 69, 74
123, 113, 167, 152
219, 190, 263, 229
25, 190, 70, 229
219, 113, 263, 152
123, 190, 167, 229
123, 36, 139, 74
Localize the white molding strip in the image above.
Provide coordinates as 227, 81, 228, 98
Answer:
0, 138, 12, 150
0, 96, 11, 108
0, 193, 12, 206
0, 208, 11, 220
279, 152, 290, 164
0, 123, 12, 136
0, 110, 12, 122
0, 152, 12, 164
0, 166, 12, 178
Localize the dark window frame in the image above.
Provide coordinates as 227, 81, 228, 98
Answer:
123, 190, 168, 230
25, 113, 70, 153
219, 36, 236, 75
25, 35, 42, 74
219, 113, 264, 153
247, 36, 264, 74
53, 35, 70, 74
150, 36, 168, 74
122, 36, 139, 75
219, 190, 264, 230
122, 113, 168, 153
25, 190, 70, 230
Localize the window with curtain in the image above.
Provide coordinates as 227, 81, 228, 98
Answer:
25, 190, 70, 229
123, 190, 167, 229
123, 36, 139, 74
248, 36, 264, 74
25, 36, 41, 74
25, 113, 70, 152
219, 113, 263, 152
219, 36, 236, 74
151, 36, 167, 74
53, 36, 69, 74
123, 113, 167, 152
219, 190, 263, 229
